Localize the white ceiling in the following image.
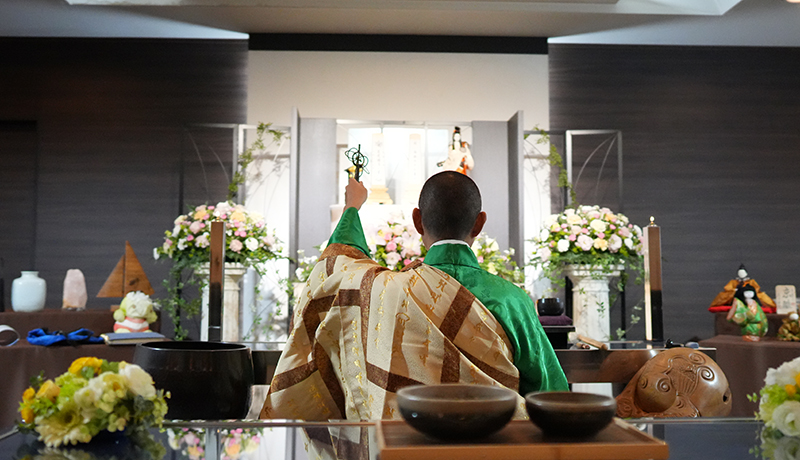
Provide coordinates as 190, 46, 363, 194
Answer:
1, 0, 799, 47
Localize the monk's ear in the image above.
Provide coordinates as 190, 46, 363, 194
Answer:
412, 208, 425, 235
470, 211, 487, 238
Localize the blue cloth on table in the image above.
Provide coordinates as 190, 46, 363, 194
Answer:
27, 328, 105, 346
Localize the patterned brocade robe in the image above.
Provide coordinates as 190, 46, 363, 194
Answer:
260, 242, 526, 421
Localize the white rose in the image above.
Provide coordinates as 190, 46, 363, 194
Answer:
772, 401, 800, 437
539, 229, 550, 241
177, 239, 187, 250
385, 252, 402, 267
590, 219, 607, 233
570, 225, 582, 235
566, 214, 583, 225
624, 238, 634, 250
608, 235, 623, 253
774, 433, 800, 460
119, 363, 157, 399
564, 209, 576, 217
195, 233, 210, 248
537, 247, 551, 262
245, 237, 259, 251
556, 239, 571, 253
576, 235, 594, 251
766, 357, 800, 387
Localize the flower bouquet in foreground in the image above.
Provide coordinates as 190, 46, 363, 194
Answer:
751, 356, 800, 459
528, 205, 644, 283
18, 357, 169, 448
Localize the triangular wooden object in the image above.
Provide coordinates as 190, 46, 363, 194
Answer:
97, 241, 154, 297
123, 241, 154, 295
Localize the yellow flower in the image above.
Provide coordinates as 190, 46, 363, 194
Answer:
194, 209, 209, 220
69, 357, 103, 375
225, 442, 242, 457
230, 210, 246, 222
22, 387, 35, 402
36, 380, 60, 403
20, 406, 34, 424
794, 373, 800, 388
787, 384, 797, 398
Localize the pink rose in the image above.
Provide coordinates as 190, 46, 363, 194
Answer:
189, 221, 203, 234
477, 256, 484, 263
186, 235, 194, 241
230, 240, 243, 253
568, 234, 576, 241
386, 241, 397, 252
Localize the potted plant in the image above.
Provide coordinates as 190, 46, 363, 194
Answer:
529, 205, 644, 341
154, 201, 283, 340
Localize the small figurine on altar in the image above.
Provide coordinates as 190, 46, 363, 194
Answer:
726, 285, 768, 341
113, 291, 158, 333
437, 127, 474, 175
778, 312, 800, 341
709, 264, 777, 314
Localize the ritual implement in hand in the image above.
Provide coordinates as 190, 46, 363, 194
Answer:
344, 144, 369, 181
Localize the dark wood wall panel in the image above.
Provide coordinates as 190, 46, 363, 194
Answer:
550, 44, 800, 342
0, 38, 247, 329
0, 122, 38, 310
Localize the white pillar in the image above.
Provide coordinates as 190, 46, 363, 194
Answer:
564, 265, 621, 342
199, 263, 248, 342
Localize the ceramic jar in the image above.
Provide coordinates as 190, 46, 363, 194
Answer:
11, 271, 47, 312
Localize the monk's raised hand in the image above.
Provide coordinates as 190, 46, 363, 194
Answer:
345, 177, 368, 210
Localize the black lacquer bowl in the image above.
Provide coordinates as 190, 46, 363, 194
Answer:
525, 391, 616, 438
134, 341, 254, 420
396, 384, 517, 440
536, 297, 564, 316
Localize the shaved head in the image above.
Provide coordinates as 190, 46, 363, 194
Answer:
418, 171, 482, 241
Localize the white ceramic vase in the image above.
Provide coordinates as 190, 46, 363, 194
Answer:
564, 264, 624, 342
197, 262, 249, 342
11, 271, 47, 312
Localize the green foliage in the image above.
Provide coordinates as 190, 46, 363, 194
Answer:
228, 122, 288, 201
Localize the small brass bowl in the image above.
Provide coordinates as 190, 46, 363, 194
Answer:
397, 384, 517, 440
525, 391, 616, 438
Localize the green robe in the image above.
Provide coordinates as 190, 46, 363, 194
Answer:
328, 207, 568, 395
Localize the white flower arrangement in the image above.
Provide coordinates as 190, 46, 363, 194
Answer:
528, 205, 644, 282
18, 357, 168, 448
154, 201, 282, 267
471, 233, 524, 284
365, 214, 426, 271
752, 356, 800, 458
